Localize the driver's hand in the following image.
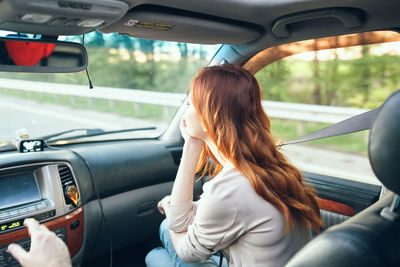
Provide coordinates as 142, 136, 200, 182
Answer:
7, 218, 72, 267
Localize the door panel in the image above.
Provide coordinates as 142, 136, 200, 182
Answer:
303, 171, 381, 214
303, 171, 381, 229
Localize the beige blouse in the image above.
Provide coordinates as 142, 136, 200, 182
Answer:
166, 164, 311, 267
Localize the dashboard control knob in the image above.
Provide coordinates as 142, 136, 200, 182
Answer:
56, 233, 65, 241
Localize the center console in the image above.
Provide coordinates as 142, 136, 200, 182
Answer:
0, 162, 83, 266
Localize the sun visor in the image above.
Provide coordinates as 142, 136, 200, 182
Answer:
100, 5, 263, 44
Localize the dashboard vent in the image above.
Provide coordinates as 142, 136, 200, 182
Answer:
58, 165, 76, 205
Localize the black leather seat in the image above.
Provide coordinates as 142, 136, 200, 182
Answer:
286, 90, 400, 267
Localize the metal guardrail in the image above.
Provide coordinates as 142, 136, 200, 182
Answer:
0, 78, 184, 107
0, 78, 369, 124
261, 101, 368, 124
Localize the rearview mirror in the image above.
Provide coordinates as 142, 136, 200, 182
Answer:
0, 37, 88, 73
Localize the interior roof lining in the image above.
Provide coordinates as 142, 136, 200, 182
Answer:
128, 4, 265, 31
220, 25, 400, 68
111, 1, 400, 66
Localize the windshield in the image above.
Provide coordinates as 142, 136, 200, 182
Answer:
0, 31, 220, 146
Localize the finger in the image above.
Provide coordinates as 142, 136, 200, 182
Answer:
157, 201, 165, 215
24, 218, 41, 238
180, 120, 189, 140
179, 118, 185, 132
7, 243, 28, 265
158, 196, 170, 214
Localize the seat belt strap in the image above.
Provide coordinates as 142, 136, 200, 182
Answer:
281, 108, 379, 146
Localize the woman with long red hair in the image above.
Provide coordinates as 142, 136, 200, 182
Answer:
146, 63, 323, 267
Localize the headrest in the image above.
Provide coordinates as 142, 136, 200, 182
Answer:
369, 90, 400, 194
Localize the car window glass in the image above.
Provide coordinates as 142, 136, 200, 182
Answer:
0, 31, 220, 144
249, 31, 400, 185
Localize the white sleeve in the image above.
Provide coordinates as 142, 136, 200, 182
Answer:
166, 199, 199, 233
175, 189, 244, 263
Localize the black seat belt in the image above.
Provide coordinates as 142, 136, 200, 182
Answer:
280, 108, 379, 146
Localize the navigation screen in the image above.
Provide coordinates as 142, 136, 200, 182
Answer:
20, 140, 44, 153
0, 173, 41, 210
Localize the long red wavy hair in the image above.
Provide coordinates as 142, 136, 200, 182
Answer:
191, 63, 323, 232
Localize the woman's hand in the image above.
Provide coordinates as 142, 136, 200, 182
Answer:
158, 195, 171, 215
168, 114, 204, 207
7, 218, 71, 267
180, 116, 204, 149
180, 115, 190, 142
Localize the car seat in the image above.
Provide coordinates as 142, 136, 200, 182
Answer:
286, 90, 400, 267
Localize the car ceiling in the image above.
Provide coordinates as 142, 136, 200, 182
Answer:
0, 0, 399, 63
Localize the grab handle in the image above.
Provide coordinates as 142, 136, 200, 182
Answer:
272, 8, 363, 38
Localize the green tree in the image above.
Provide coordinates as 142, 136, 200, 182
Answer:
85, 31, 105, 47
177, 43, 188, 58
312, 41, 322, 105
255, 59, 291, 101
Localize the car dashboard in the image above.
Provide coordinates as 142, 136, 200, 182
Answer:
0, 139, 182, 266
0, 149, 87, 266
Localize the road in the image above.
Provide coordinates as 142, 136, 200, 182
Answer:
0, 95, 164, 140
280, 145, 378, 185
0, 95, 379, 185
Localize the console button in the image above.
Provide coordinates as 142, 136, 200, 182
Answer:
33, 213, 45, 221
36, 202, 47, 211
5, 253, 15, 264
53, 227, 67, 243
9, 210, 19, 218
27, 206, 37, 213
0, 212, 9, 220
70, 220, 80, 230
19, 207, 28, 215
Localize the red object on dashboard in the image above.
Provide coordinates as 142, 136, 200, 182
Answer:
4, 41, 55, 66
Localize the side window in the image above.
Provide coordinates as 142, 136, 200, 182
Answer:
247, 31, 400, 185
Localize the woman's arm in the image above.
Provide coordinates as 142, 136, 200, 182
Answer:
171, 182, 243, 263
170, 137, 203, 204
168, 137, 203, 249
